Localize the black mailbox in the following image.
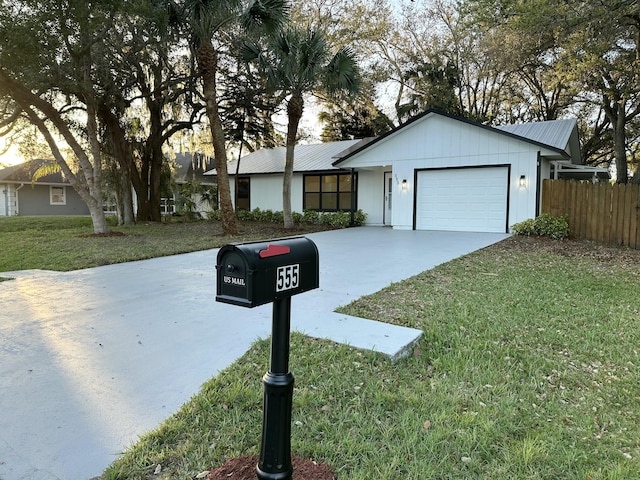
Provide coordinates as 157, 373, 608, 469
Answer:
216, 236, 319, 308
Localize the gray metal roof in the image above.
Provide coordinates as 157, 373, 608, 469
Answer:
494, 118, 577, 152
206, 139, 364, 176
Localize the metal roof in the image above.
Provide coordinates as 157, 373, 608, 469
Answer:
208, 113, 582, 176
205, 139, 364, 176
494, 119, 577, 152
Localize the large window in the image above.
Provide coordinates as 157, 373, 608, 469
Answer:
303, 172, 355, 211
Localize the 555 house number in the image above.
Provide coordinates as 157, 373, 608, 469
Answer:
276, 264, 299, 292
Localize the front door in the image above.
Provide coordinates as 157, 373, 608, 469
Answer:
384, 171, 392, 225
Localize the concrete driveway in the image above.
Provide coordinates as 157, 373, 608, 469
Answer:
0, 227, 508, 480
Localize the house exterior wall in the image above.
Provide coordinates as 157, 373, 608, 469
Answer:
355, 169, 385, 226
343, 114, 553, 231
18, 184, 90, 216
1, 184, 8, 216
230, 174, 309, 213
1, 184, 18, 216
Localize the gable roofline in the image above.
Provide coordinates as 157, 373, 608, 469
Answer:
332, 108, 571, 166
0, 159, 71, 185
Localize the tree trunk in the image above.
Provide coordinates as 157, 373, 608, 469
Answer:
603, 94, 629, 184
98, 103, 136, 225
283, 93, 304, 229
147, 101, 165, 222
118, 163, 135, 224
197, 41, 238, 235
0, 71, 111, 233
612, 106, 628, 184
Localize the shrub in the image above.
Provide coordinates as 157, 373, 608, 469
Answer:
302, 210, 320, 224
511, 214, 569, 239
206, 209, 221, 221
535, 213, 570, 239
352, 209, 367, 226
511, 218, 537, 236
207, 208, 367, 228
292, 212, 304, 224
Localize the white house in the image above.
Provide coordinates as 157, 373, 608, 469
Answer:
207, 110, 608, 233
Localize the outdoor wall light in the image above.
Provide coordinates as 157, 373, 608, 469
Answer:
519, 175, 526, 188
401, 179, 408, 191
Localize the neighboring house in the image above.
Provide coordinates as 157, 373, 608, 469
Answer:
169, 153, 217, 215
206, 109, 609, 233
0, 159, 90, 217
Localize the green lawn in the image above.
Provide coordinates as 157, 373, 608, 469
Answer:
0, 216, 332, 273
99, 235, 640, 480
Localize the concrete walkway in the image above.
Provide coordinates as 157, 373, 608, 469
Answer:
0, 227, 508, 480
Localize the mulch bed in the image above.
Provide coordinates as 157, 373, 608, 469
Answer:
493, 235, 640, 271
207, 455, 337, 480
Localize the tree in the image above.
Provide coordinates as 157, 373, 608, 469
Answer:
318, 84, 393, 141
97, 0, 201, 223
464, 0, 640, 181
183, 0, 289, 235
395, 55, 461, 123
0, 0, 123, 234
246, 26, 361, 228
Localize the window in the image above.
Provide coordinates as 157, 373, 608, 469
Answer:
303, 172, 355, 211
50, 186, 66, 205
236, 177, 250, 210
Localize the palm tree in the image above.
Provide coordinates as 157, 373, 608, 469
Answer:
248, 27, 361, 228
183, 0, 289, 234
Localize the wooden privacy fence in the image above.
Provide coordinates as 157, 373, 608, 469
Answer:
541, 179, 640, 249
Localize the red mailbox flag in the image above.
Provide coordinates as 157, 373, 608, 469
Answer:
259, 244, 291, 258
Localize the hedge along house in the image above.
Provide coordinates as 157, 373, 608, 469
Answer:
0, 159, 90, 217
207, 109, 607, 233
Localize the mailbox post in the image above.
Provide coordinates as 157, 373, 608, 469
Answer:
216, 237, 319, 480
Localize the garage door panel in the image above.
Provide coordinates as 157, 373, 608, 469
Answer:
416, 167, 508, 233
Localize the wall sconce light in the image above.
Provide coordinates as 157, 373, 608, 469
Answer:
401, 179, 408, 191
519, 175, 526, 188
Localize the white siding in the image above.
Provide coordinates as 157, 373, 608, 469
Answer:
339, 113, 547, 231
1, 184, 17, 216
234, 174, 305, 213
355, 169, 385, 225
0, 184, 6, 216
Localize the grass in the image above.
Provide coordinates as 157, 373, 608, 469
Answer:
2, 217, 639, 479
0, 216, 332, 272
100, 236, 640, 479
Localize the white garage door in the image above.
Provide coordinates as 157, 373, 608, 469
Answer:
416, 167, 508, 233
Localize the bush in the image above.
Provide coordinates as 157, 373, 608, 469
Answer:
302, 210, 321, 224
207, 208, 367, 228
511, 218, 537, 236
511, 214, 569, 239
352, 209, 367, 226
535, 213, 570, 239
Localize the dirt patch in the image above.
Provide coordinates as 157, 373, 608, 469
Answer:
79, 231, 126, 238
206, 455, 336, 480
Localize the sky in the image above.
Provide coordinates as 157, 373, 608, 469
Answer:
0, 137, 22, 167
